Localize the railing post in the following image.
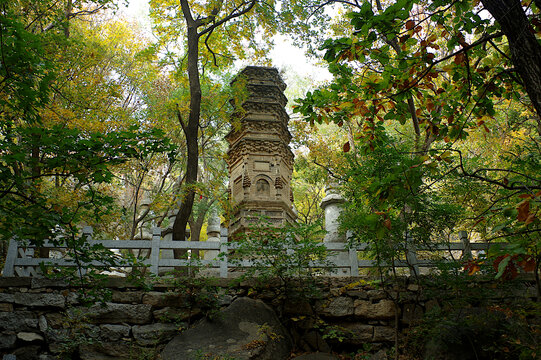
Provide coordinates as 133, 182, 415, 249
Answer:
459, 231, 471, 260
346, 230, 358, 276
348, 248, 359, 276
151, 227, 161, 276
406, 236, 419, 277
76, 226, 94, 276
219, 227, 228, 278
203, 210, 221, 261
2, 238, 18, 276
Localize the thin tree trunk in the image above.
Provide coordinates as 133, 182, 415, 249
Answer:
188, 215, 205, 260
31, 133, 49, 258
173, 1, 201, 256
64, 0, 72, 38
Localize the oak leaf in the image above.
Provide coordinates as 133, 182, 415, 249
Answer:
405, 20, 415, 30
517, 200, 530, 222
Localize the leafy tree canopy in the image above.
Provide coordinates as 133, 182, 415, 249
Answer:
293, 0, 540, 280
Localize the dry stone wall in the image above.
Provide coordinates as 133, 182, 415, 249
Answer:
0, 277, 536, 360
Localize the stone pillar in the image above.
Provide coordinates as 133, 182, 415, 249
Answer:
203, 211, 221, 261
321, 186, 346, 243
320, 185, 349, 276
159, 210, 177, 275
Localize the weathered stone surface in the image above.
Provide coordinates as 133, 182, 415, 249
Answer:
0, 332, 17, 349
43, 328, 69, 343
39, 355, 57, 360
153, 307, 198, 322
142, 291, 185, 307
132, 323, 178, 345
44, 313, 64, 329
31, 278, 68, 289
346, 290, 369, 299
407, 284, 420, 292
302, 331, 331, 352
0, 292, 65, 308
321, 187, 346, 243
226, 67, 296, 238
218, 294, 234, 306
373, 327, 394, 342
29, 293, 64, 308
334, 323, 373, 345
12, 345, 41, 360
17, 332, 44, 342
258, 290, 277, 300
0, 277, 32, 287
0, 293, 14, 303
162, 297, 292, 360
38, 315, 48, 332
318, 297, 354, 317
366, 290, 387, 301
99, 324, 130, 341
354, 300, 396, 319
79, 343, 152, 360
292, 353, 340, 360
79, 303, 152, 324
111, 290, 143, 304
0, 311, 38, 331
85, 324, 101, 339
0, 302, 14, 311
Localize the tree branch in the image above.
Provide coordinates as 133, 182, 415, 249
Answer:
176, 107, 187, 134
198, 0, 257, 37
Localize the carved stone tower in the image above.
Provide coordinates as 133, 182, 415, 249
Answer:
226, 66, 296, 238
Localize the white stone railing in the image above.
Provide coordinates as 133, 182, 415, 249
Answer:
2, 227, 502, 278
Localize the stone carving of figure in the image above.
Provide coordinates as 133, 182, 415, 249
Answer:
256, 179, 270, 196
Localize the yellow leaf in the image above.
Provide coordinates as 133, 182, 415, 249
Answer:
338, 102, 353, 109
441, 64, 454, 72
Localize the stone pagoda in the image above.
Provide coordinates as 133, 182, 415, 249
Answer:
226, 66, 296, 239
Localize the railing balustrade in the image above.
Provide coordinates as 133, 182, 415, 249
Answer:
1, 226, 501, 278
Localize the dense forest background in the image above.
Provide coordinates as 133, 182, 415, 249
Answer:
1, 0, 540, 358
1, 0, 539, 276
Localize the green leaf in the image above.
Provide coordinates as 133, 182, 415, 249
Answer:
495, 256, 511, 279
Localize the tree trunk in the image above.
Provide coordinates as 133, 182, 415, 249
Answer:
188, 214, 205, 260
64, 0, 72, 38
172, 4, 201, 256
482, 0, 541, 126
31, 133, 49, 258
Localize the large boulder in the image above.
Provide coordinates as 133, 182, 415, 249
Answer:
162, 297, 292, 360
78, 343, 152, 360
